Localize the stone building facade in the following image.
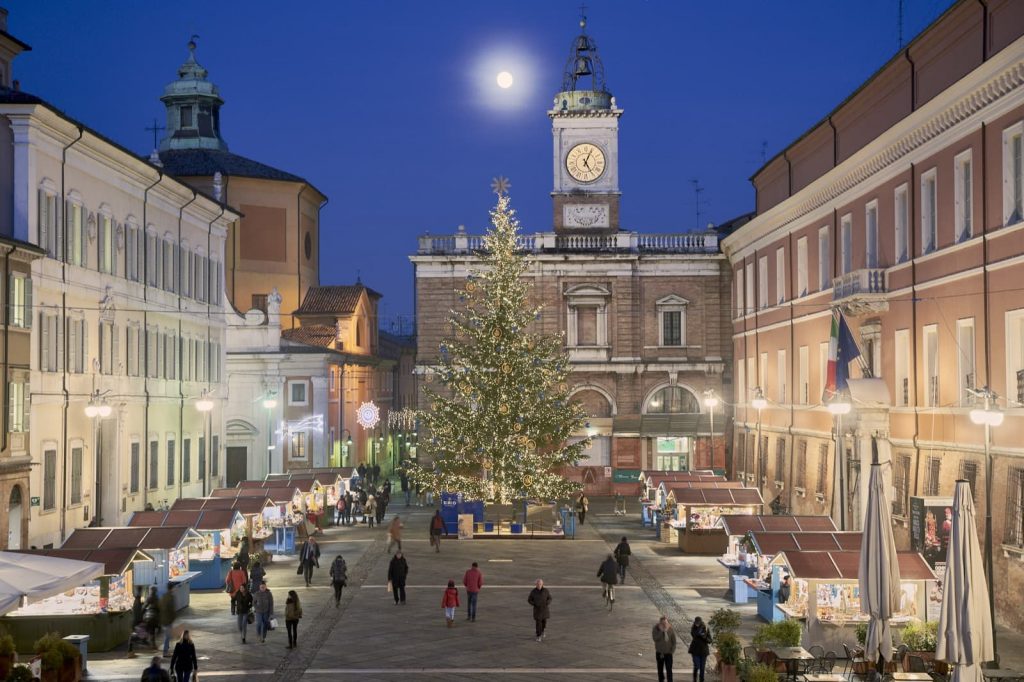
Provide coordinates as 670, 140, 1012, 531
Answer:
721, 0, 1024, 631
412, 19, 735, 493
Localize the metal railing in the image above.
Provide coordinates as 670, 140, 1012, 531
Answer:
417, 230, 719, 255
832, 268, 887, 301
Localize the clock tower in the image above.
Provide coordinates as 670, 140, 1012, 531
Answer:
550, 15, 622, 234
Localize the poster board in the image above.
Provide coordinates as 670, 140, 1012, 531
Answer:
457, 514, 474, 540
909, 496, 953, 567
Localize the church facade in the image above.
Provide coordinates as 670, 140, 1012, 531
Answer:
411, 20, 736, 492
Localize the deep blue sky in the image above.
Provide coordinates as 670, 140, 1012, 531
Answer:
8, 0, 953, 323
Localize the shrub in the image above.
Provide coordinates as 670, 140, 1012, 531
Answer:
0, 627, 14, 657
33, 632, 77, 671
752, 619, 802, 649
709, 608, 743, 640
6, 665, 34, 682
717, 631, 743, 666
854, 622, 868, 647
901, 620, 938, 651
742, 662, 780, 682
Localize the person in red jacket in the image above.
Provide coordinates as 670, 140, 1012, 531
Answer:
441, 579, 460, 627
462, 562, 484, 622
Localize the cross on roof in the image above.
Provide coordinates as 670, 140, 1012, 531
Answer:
145, 118, 165, 150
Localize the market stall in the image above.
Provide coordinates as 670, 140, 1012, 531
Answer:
664, 487, 764, 554
170, 496, 276, 557
2, 548, 152, 652
655, 480, 745, 510
769, 550, 936, 651
129, 510, 244, 590
718, 515, 840, 580
637, 471, 726, 527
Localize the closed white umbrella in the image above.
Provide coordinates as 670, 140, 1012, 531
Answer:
936, 481, 994, 682
859, 457, 901, 669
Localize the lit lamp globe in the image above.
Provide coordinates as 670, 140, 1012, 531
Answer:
196, 397, 214, 413
751, 391, 768, 411
84, 404, 100, 418
262, 397, 278, 410
970, 407, 1004, 427
827, 400, 852, 416
97, 403, 112, 418
703, 394, 720, 409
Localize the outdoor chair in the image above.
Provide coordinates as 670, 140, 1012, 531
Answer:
907, 656, 928, 673
844, 643, 868, 678
807, 646, 825, 672
895, 645, 909, 672
744, 646, 758, 661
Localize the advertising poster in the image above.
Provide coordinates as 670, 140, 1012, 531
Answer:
909, 496, 954, 568
457, 514, 474, 540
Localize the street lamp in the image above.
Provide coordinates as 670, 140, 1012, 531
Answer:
340, 429, 353, 466
196, 390, 215, 494
752, 387, 767, 487
969, 386, 1002, 663
703, 389, 719, 474
827, 394, 852, 529
85, 391, 112, 525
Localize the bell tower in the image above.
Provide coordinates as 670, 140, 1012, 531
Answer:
159, 37, 228, 152
550, 13, 622, 234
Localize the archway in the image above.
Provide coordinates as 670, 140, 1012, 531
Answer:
8, 486, 22, 550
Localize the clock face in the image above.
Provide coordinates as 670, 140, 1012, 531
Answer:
566, 143, 606, 183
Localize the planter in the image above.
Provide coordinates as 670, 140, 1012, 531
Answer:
510, 523, 523, 534
0, 653, 13, 679
903, 651, 947, 675
720, 663, 739, 682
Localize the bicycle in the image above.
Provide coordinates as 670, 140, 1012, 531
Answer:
602, 581, 615, 611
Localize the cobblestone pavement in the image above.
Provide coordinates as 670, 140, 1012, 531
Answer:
84, 496, 1024, 680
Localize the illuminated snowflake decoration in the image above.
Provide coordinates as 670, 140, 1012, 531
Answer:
356, 401, 380, 429
490, 176, 511, 195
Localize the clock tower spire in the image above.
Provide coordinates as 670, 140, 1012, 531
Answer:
550, 10, 622, 234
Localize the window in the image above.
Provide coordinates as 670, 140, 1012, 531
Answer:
67, 318, 87, 374
37, 188, 59, 258
38, 311, 65, 373
955, 150, 973, 242
925, 457, 942, 496
252, 294, 269, 313
126, 222, 142, 282
1007, 309, 1024, 405
795, 440, 807, 490
166, 439, 175, 487
180, 245, 192, 298
735, 437, 745, 480
212, 435, 219, 476
923, 324, 939, 407
1002, 123, 1024, 226
895, 329, 911, 406
818, 342, 829, 405
8, 381, 27, 433
98, 213, 114, 274
895, 184, 909, 264
183, 438, 191, 484
759, 352, 768, 394
211, 261, 222, 304
146, 231, 159, 287
957, 318, 976, 406
735, 267, 744, 318
798, 346, 809, 405
745, 262, 754, 315
576, 308, 598, 345
70, 446, 83, 505
865, 201, 879, 268
818, 226, 830, 290
127, 326, 140, 377
149, 440, 159, 490
645, 386, 700, 414
736, 360, 745, 407
758, 256, 768, 310
893, 454, 910, 517
817, 443, 829, 495
43, 449, 56, 510
8, 273, 31, 328
99, 321, 118, 375
747, 357, 756, 403
759, 435, 768, 484
959, 459, 979, 499
564, 285, 609, 349
777, 349, 787, 403
199, 436, 206, 482
657, 296, 687, 347
194, 254, 207, 302
921, 169, 938, 255
130, 442, 140, 494
776, 247, 785, 304
796, 237, 808, 297
840, 213, 852, 275
66, 200, 85, 267
162, 238, 176, 292
289, 381, 308, 406
1004, 467, 1024, 547
290, 432, 308, 459
180, 105, 193, 127
775, 438, 786, 484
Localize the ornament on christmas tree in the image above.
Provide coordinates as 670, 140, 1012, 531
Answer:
498, 403, 509, 415
513, 423, 522, 432
493, 329, 502, 340
466, 282, 477, 293
527, 439, 536, 450
524, 475, 533, 486
501, 363, 512, 374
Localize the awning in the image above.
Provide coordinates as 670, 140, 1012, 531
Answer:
612, 414, 723, 436
0, 552, 105, 615
720, 515, 837, 535
775, 550, 935, 581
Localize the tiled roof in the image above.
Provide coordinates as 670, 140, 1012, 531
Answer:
158, 148, 305, 184
281, 325, 337, 349
295, 284, 381, 315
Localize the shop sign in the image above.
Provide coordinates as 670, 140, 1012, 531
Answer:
612, 468, 641, 483
909, 495, 953, 568
30, 496, 40, 507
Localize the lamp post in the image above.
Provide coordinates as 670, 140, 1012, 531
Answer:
752, 387, 767, 488
702, 389, 719, 474
85, 391, 112, 525
340, 429, 353, 467
827, 395, 852, 530
196, 390, 214, 495
263, 393, 278, 477
969, 386, 1003, 663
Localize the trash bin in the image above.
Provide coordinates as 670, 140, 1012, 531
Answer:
63, 635, 89, 673
559, 507, 576, 537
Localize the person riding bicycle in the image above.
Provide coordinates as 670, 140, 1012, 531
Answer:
597, 554, 618, 599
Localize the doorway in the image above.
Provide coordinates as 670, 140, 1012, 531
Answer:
99, 419, 119, 526
226, 447, 248, 487
8, 486, 22, 550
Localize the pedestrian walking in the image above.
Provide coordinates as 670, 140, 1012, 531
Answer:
298, 536, 321, 587
462, 561, 483, 622
576, 492, 589, 525
132, 587, 144, 628
652, 615, 677, 682
372, 463, 381, 484
357, 462, 367, 482
334, 495, 346, 526
387, 550, 409, 605
253, 582, 275, 643
158, 583, 176, 657
387, 515, 403, 553
597, 553, 618, 600
528, 579, 552, 642
143, 586, 159, 650
377, 488, 390, 525
285, 590, 302, 649
400, 471, 410, 507
429, 510, 447, 552
232, 584, 253, 643
168, 630, 197, 682
689, 616, 711, 682
613, 536, 632, 584
329, 555, 348, 607
249, 560, 266, 592
345, 491, 355, 525
365, 495, 378, 528
237, 537, 251, 573
442, 579, 460, 627
139, 655, 172, 682
225, 561, 248, 614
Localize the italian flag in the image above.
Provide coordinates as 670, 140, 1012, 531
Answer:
823, 311, 861, 401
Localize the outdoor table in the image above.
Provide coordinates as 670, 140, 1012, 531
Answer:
892, 673, 933, 681
804, 675, 846, 682
982, 671, 1024, 682
772, 646, 815, 681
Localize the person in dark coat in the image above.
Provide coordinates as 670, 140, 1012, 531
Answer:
597, 554, 618, 599
372, 463, 381, 484
232, 584, 253, 643
653, 615, 678, 682
299, 537, 321, 587
357, 463, 367, 482
237, 537, 250, 572
400, 471, 410, 507
527, 579, 552, 642
330, 555, 348, 607
429, 510, 447, 552
169, 630, 198, 682
142, 586, 160, 649
139, 655, 171, 682
158, 584, 176, 656
614, 536, 632, 584
387, 551, 409, 604
249, 560, 266, 592
689, 616, 711, 682
132, 587, 144, 627
777, 575, 792, 604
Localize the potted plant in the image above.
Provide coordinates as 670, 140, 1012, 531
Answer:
709, 608, 742, 641
741, 662, 780, 682
0, 627, 16, 679
7, 664, 34, 682
33, 632, 80, 682
752, 620, 802, 669
900, 620, 943, 673
717, 631, 743, 682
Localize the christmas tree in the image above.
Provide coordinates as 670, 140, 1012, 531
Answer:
409, 193, 590, 503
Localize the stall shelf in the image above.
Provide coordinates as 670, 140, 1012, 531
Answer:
663, 487, 764, 554
128, 510, 244, 589
3, 548, 153, 652
768, 550, 936, 652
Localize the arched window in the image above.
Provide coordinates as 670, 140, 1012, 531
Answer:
645, 386, 699, 414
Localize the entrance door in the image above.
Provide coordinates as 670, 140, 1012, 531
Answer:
226, 447, 248, 488
8, 486, 22, 550
99, 420, 119, 526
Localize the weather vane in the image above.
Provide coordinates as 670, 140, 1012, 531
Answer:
490, 176, 511, 195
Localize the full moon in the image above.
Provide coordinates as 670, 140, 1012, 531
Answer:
496, 71, 514, 89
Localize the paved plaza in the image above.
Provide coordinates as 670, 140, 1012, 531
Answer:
85, 498, 1024, 681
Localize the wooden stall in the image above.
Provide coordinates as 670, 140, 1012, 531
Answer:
664, 487, 764, 554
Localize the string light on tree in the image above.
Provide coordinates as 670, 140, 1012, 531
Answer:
406, 192, 589, 503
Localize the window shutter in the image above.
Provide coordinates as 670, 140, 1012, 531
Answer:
63, 200, 72, 262
112, 324, 119, 374
39, 312, 48, 371
68, 318, 78, 372
7, 272, 12, 320
37, 189, 47, 251
81, 320, 88, 373
8, 381, 14, 432
55, 314, 64, 372
24, 278, 31, 329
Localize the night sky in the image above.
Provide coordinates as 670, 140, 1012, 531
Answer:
8, 1, 953, 324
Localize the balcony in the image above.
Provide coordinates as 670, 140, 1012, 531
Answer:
832, 268, 888, 316
416, 230, 719, 255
